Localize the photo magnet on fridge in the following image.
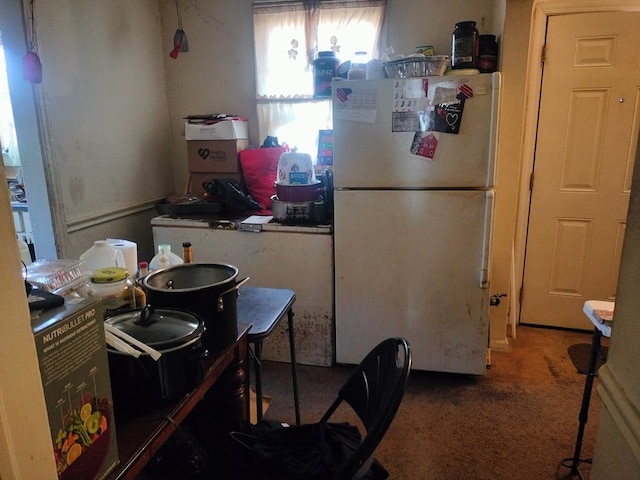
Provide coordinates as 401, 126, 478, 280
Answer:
433, 100, 465, 134
410, 132, 439, 160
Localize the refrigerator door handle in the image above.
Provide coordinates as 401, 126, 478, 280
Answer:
480, 190, 495, 289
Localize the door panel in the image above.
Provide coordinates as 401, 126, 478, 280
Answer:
521, 12, 640, 329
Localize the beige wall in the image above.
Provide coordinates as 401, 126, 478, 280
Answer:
490, 0, 534, 348
6, 0, 175, 262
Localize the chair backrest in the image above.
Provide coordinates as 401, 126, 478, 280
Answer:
320, 337, 412, 480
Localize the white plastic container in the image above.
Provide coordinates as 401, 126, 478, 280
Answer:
276, 152, 316, 185
149, 244, 184, 271
80, 240, 126, 273
87, 267, 146, 318
17, 238, 32, 266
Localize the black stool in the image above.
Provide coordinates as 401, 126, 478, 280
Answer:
237, 286, 300, 425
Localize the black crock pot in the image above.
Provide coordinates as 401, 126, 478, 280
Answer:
105, 306, 207, 418
141, 263, 246, 354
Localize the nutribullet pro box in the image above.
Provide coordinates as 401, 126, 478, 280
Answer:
31, 297, 119, 480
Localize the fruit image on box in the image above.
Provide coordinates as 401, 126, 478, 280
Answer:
31, 298, 119, 480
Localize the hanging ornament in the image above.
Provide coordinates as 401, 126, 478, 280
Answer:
23, 0, 43, 83
169, 0, 189, 59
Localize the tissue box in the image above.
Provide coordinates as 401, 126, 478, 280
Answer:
32, 298, 119, 480
187, 139, 249, 173
185, 119, 248, 140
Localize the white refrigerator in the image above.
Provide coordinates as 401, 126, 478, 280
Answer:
332, 73, 500, 375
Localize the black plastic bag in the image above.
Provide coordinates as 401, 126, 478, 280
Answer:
201, 177, 262, 212
229, 420, 388, 480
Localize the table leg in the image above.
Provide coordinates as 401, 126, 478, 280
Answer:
568, 327, 602, 478
245, 346, 252, 422
254, 341, 264, 422
288, 309, 301, 425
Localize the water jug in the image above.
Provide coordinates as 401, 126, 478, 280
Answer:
80, 240, 126, 273
17, 238, 32, 266
149, 244, 184, 271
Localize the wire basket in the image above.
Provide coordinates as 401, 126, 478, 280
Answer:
383, 55, 450, 78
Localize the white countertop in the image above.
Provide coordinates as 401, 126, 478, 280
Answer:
151, 214, 333, 234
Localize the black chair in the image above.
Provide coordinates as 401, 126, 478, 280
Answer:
229, 337, 412, 480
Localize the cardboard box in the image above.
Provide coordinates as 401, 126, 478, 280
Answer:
32, 298, 119, 480
188, 172, 244, 197
185, 119, 248, 140
187, 139, 249, 173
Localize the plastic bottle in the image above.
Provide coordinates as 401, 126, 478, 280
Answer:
478, 34, 498, 73
182, 242, 193, 263
80, 240, 126, 273
313, 51, 339, 98
451, 21, 479, 69
347, 51, 368, 80
138, 261, 149, 278
17, 237, 32, 266
148, 244, 184, 271
87, 267, 146, 318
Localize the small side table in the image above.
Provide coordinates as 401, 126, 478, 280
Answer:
237, 286, 301, 425
566, 300, 614, 479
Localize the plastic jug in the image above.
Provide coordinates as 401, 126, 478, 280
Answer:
80, 240, 126, 273
17, 238, 32, 266
149, 244, 184, 271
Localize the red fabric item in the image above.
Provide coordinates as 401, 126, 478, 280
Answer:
169, 37, 183, 59
240, 146, 288, 213
23, 51, 43, 84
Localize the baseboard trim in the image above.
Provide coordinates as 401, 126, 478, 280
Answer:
490, 337, 510, 352
597, 364, 640, 465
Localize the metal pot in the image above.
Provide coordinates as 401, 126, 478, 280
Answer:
271, 195, 326, 224
142, 263, 247, 354
275, 181, 324, 202
105, 306, 207, 418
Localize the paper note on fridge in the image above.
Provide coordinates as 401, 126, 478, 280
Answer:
333, 85, 377, 124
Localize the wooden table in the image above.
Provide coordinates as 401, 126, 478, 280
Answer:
105, 323, 250, 480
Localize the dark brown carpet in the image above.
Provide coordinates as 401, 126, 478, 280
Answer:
258, 326, 600, 480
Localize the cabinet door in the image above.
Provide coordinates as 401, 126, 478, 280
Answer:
152, 224, 334, 366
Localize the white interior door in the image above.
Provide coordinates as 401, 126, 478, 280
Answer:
520, 12, 640, 330
334, 189, 491, 375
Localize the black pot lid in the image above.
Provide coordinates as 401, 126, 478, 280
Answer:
105, 306, 203, 350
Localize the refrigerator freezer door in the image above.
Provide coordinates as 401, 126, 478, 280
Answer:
332, 73, 500, 189
334, 189, 491, 374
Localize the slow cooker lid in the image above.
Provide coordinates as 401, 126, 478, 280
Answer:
105, 307, 203, 350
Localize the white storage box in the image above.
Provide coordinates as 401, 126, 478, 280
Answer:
185, 119, 248, 140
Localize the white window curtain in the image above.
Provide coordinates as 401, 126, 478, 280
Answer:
252, 0, 385, 155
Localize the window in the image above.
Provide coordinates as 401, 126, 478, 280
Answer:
0, 33, 20, 168
252, 0, 385, 156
